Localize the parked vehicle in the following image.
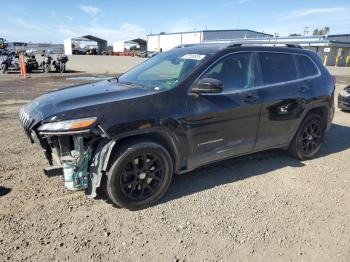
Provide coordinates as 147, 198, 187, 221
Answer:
40, 53, 53, 73
0, 51, 19, 73
147, 51, 158, 58
86, 48, 97, 55
19, 43, 335, 209
52, 55, 69, 73
0, 51, 11, 73
24, 53, 39, 73
338, 85, 350, 111
140, 51, 158, 58
72, 48, 88, 55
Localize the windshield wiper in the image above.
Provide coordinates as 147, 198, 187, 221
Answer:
119, 81, 149, 89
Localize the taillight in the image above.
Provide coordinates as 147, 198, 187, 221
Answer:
332, 75, 336, 85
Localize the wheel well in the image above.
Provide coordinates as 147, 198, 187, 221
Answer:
108, 133, 180, 172
306, 107, 328, 129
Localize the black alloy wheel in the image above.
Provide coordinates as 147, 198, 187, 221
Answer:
288, 114, 324, 160
298, 120, 322, 155
105, 140, 173, 210
120, 153, 165, 201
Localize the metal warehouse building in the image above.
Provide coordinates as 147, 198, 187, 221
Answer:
227, 34, 350, 66
147, 29, 273, 52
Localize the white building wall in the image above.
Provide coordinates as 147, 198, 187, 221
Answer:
147, 32, 202, 52
159, 34, 182, 51
147, 35, 160, 52
113, 41, 125, 52
64, 39, 73, 55
181, 32, 201, 45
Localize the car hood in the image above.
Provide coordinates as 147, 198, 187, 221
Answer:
23, 79, 154, 122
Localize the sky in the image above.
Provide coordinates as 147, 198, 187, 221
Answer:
1, 0, 350, 44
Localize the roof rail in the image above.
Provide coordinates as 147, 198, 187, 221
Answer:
226, 41, 303, 49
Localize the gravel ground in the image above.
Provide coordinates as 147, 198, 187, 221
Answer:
0, 73, 349, 262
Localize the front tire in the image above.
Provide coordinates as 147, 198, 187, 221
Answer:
0, 64, 7, 74
288, 114, 325, 160
106, 140, 173, 210
44, 64, 50, 73
60, 63, 65, 73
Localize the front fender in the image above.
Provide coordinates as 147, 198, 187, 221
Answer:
87, 127, 186, 198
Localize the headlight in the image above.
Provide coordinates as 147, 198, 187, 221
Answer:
38, 117, 97, 132
340, 90, 350, 97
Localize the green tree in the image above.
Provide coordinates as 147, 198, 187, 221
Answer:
289, 33, 302, 36
324, 26, 330, 34
313, 27, 330, 35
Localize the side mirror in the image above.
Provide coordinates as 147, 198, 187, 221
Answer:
191, 78, 223, 94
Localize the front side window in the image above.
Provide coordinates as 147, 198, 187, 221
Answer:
295, 55, 319, 78
259, 53, 297, 85
119, 50, 211, 91
200, 52, 254, 92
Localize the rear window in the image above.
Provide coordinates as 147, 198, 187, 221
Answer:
295, 55, 319, 78
259, 53, 297, 85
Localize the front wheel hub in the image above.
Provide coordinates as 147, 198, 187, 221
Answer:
139, 172, 146, 180
120, 153, 165, 201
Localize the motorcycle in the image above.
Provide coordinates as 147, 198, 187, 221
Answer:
52, 55, 68, 73
24, 54, 39, 73
0, 51, 19, 74
40, 53, 53, 73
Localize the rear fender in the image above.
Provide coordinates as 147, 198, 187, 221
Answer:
286, 102, 330, 146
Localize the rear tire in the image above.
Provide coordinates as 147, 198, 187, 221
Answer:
288, 114, 325, 160
105, 140, 173, 210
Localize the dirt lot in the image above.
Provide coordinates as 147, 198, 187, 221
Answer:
0, 72, 350, 262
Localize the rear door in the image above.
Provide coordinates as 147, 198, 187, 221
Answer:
184, 52, 263, 169
254, 51, 307, 150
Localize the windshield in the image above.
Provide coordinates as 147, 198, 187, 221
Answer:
119, 48, 211, 91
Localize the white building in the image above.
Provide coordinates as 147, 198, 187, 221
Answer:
147, 29, 272, 52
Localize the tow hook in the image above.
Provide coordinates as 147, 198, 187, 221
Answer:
62, 136, 92, 190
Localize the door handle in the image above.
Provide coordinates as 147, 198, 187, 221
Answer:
298, 86, 310, 93
243, 93, 258, 103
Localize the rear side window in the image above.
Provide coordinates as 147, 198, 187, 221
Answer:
295, 55, 318, 78
259, 53, 297, 85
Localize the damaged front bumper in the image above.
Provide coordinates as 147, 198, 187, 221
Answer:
19, 109, 114, 197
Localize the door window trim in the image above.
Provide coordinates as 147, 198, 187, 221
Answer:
189, 50, 321, 95
255, 51, 321, 89
189, 51, 256, 95
293, 53, 321, 80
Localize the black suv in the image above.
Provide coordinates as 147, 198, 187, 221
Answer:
20, 43, 335, 209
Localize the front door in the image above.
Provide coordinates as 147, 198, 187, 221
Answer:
184, 52, 262, 169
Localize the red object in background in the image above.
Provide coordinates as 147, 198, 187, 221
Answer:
111, 51, 139, 57
332, 75, 336, 85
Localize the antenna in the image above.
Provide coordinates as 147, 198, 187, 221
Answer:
235, 16, 240, 28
